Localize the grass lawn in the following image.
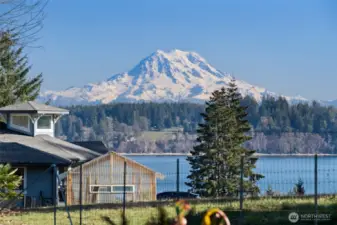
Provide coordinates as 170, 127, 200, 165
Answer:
140, 131, 174, 141
139, 127, 183, 141
1, 196, 337, 225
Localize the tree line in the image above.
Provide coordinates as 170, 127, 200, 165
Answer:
56, 95, 337, 153
60, 97, 337, 135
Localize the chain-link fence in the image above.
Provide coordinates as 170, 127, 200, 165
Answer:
1, 154, 337, 225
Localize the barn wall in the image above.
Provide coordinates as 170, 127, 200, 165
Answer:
67, 152, 157, 205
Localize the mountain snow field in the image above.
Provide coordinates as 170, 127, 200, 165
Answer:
38, 49, 313, 106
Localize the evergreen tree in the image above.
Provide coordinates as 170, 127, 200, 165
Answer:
186, 80, 263, 197
186, 89, 229, 197
226, 78, 264, 194
0, 33, 42, 107
0, 164, 22, 200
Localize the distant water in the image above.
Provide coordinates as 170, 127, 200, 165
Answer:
127, 155, 337, 195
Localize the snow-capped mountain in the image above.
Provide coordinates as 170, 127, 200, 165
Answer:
38, 49, 309, 106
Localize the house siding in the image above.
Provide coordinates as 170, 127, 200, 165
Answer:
25, 166, 55, 207
4, 166, 56, 208
26, 166, 54, 198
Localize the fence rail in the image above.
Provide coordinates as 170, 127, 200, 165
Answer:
2, 154, 337, 225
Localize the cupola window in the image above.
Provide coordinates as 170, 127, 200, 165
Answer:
11, 114, 30, 132
37, 115, 52, 129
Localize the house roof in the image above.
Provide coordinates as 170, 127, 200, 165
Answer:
0, 124, 101, 165
0, 142, 70, 165
0, 101, 69, 114
72, 141, 110, 155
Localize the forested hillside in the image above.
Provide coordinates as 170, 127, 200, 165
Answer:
56, 96, 337, 154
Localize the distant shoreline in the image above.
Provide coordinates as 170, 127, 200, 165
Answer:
121, 153, 337, 157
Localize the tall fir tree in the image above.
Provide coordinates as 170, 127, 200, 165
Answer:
226, 78, 264, 194
0, 32, 42, 107
186, 79, 263, 197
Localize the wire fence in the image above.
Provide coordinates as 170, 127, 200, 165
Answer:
1, 154, 337, 225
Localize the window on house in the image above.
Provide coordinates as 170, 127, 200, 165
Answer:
11, 115, 29, 130
37, 116, 51, 129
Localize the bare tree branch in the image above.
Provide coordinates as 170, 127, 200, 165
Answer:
0, 0, 49, 47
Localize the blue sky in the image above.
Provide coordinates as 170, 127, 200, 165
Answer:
29, 0, 337, 100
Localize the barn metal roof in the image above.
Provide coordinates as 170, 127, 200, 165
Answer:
69, 151, 165, 179
0, 101, 69, 114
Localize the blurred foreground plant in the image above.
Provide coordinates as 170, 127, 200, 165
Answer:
146, 207, 173, 225
174, 200, 191, 225
102, 200, 231, 225
202, 208, 231, 225
101, 213, 129, 225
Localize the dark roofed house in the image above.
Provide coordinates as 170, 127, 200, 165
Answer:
0, 101, 101, 208
0, 101, 163, 208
